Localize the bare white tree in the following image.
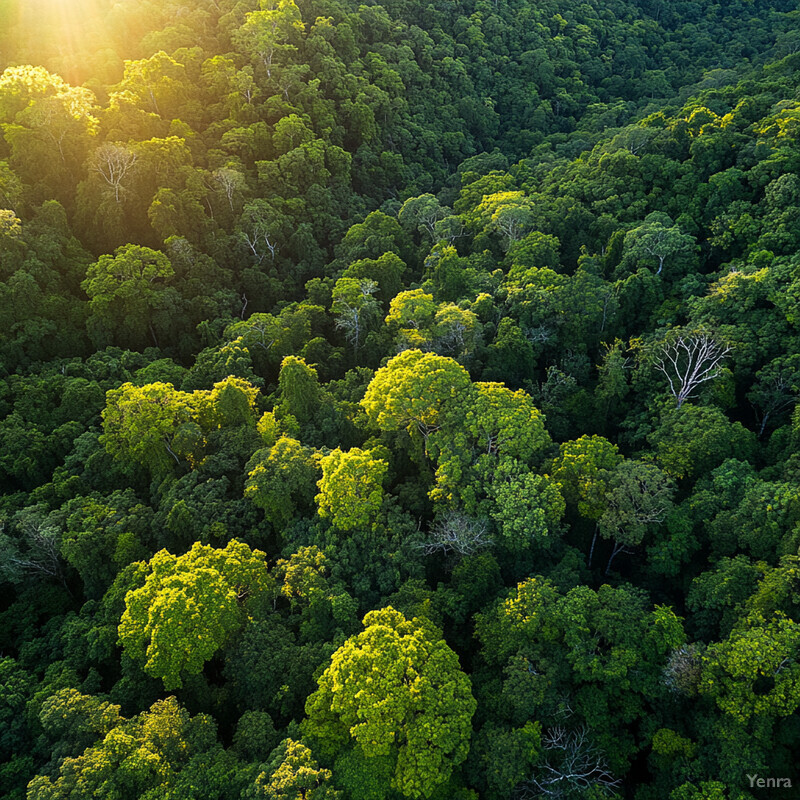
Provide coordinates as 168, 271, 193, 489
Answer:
212, 166, 246, 212
652, 332, 731, 408
663, 644, 704, 696
92, 142, 138, 204
0, 517, 66, 588
517, 726, 620, 799
525, 323, 556, 345
334, 280, 380, 358
493, 203, 535, 246
419, 512, 493, 557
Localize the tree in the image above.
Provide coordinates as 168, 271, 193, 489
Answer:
244, 437, 319, 529
226, 305, 320, 375
0, 505, 66, 588
212, 165, 247, 214
111, 51, 191, 119
475, 579, 684, 771
303, 607, 476, 800
361, 350, 472, 439
90, 142, 138, 205
398, 194, 451, 241
385, 289, 438, 351
700, 613, 800, 724
599, 460, 675, 573
651, 330, 732, 408
343, 252, 406, 303
622, 212, 694, 276
489, 461, 565, 550
278, 356, 320, 425
235, 0, 305, 81
420, 512, 493, 557
101, 381, 202, 476
60, 489, 153, 599
464, 382, 550, 463
518, 726, 621, 799
649, 405, 755, 480
332, 277, 381, 358
246, 739, 341, 800
0, 65, 98, 196
550, 435, 623, 520
316, 448, 388, 531
747, 353, 800, 436
238, 199, 290, 265
27, 698, 220, 800
38, 688, 122, 762
81, 244, 178, 350
119, 540, 273, 689
432, 304, 480, 360
470, 190, 534, 246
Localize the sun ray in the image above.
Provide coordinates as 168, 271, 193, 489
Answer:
7, 0, 118, 86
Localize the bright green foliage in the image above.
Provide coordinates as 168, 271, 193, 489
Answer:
550, 435, 623, 519
622, 212, 695, 276
102, 377, 260, 476
244, 437, 319, 529
316, 448, 388, 531
361, 350, 472, 438
276, 545, 332, 607
38, 688, 121, 762
390, 377, 551, 510
278, 356, 320, 424
471, 191, 533, 245
101, 381, 202, 475
8, 0, 800, 795
700, 613, 800, 723
246, 738, 340, 800
303, 607, 476, 799
489, 460, 565, 549
235, 0, 305, 80
202, 375, 260, 428
0, 65, 98, 198
119, 540, 273, 689
464, 382, 550, 463
257, 412, 281, 446
385, 290, 438, 350
26, 698, 218, 800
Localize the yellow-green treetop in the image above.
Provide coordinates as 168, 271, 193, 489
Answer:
316, 447, 388, 531
119, 540, 274, 690
303, 606, 476, 799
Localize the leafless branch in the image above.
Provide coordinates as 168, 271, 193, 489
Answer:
517, 726, 620, 799
93, 143, 138, 204
418, 512, 493, 557
652, 332, 731, 408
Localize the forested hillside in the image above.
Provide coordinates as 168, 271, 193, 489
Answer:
3, 1, 800, 798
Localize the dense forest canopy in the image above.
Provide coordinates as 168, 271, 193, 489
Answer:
3, 0, 800, 798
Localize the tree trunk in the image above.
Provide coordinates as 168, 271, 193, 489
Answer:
588, 525, 598, 568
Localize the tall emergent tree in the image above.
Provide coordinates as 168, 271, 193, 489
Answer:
303, 607, 476, 799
